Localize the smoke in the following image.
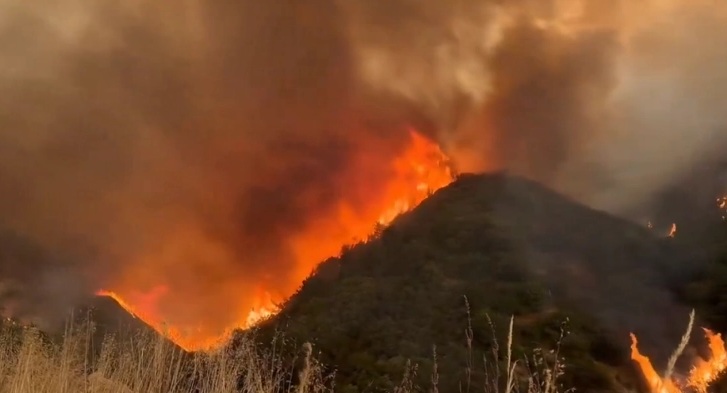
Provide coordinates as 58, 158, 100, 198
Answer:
1, 0, 726, 341
353, 0, 727, 213
0, 0, 393, 334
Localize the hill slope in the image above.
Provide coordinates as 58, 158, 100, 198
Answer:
80, 295, 187, 353
254, 173, 694, 393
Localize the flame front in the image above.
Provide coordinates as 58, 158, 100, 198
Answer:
98, 129, 454, 351
687, 329, 727, 392
631, 329, 727, 393
630, 333, 680, 393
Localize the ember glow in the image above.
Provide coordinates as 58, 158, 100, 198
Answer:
631, 329, 727, 393
719, 196, 727, 220
98, 129, 454, 351
668, 223, 678, 238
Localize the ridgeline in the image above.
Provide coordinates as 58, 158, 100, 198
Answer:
251, 172, 710, 393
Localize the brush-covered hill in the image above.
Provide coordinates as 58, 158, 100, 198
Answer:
0, 227, 185, 355
675, 204, 727, 393
251, 172, 697, 393
80, 295, 188, 354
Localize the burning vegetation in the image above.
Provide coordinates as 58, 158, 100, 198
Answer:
668, 223, 678, 238
0, 2, 726, 389
627, 196, 727, 392
630, 311, 727, 393
99, 129, 454, 350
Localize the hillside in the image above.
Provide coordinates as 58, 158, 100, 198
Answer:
79, 295, 188, 354
676, 211, 727, 392
0, 227, 184, 346
252, 172, 697, 393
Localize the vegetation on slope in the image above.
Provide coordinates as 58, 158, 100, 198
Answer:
678, 217, 727, 331
77, 295, 188, 361
253, 173, 688, 393
3, 172, 721, 392
0, 317, 332, 393
0, 312, 575, 393
675, 214, 727, 392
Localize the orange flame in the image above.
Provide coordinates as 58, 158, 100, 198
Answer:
630, 333, 680, 393
95, 289, 190, 344
98, 129, 454, 351
631, 329, 727, 393
718, 196, 726, 220
687, 329, 727, 393
668, 223, 677, 238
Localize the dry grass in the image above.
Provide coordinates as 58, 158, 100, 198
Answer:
0, 312, 571, 393
394, 297, 572, 393
0, 318, 331, 393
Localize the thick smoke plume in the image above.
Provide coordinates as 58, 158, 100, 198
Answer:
0, 0, 726, 341
352, 0, 727, 210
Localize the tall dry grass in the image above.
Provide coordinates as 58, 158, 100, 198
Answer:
395, 298, 572, 393
0, 312, 570, 393
0, 318, 331, 393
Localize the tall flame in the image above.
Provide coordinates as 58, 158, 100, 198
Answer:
630, 333, 680, 393
98, 129, 454, 351
631, 329, 727, 393
629, 196, 727, 392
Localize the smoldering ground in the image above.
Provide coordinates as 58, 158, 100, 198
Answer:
0, 0, 726, 341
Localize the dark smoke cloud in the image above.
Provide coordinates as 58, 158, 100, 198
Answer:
1, 0, 726, 342
349, 0, 727, 212
469, 16, 618, 181
0, 0, 384, 333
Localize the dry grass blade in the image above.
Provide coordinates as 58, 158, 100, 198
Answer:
663, 309, 695, 381
0, 310, 572, 393
0, 318, 333, 393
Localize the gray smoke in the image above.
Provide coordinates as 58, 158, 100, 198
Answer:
351, 0, 727, 213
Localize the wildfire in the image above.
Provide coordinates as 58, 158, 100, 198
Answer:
631, 328, 727, 392
95, 289, 189, 344
630, 333, 680, 393
668, 223, 677, 238
97, 129, 454, 351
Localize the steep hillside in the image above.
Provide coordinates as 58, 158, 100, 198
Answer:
80, 295, 187, 353
0, 227, 183, 354
253, 172, 695, 393
676, 212, 727, 393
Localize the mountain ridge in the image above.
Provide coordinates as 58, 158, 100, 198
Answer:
246, 172, 700, 392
